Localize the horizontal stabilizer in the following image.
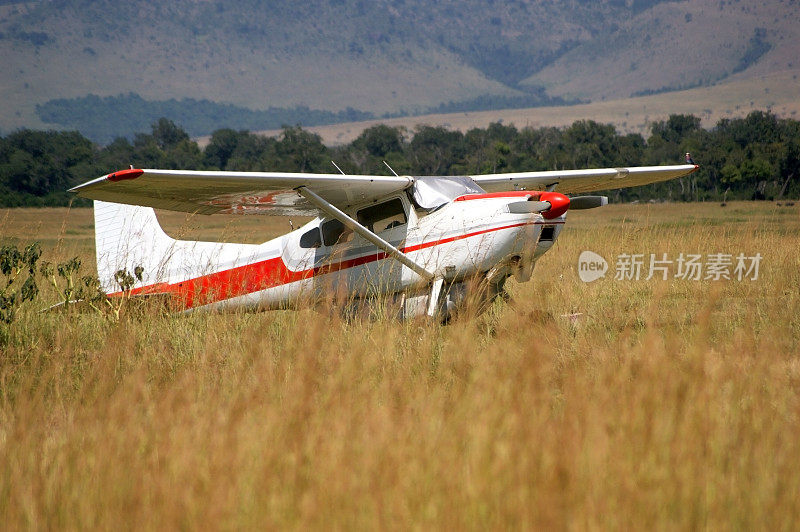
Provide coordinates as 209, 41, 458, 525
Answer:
43, 292, 174, 313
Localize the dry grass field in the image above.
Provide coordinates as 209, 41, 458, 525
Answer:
1, 202, 799, 528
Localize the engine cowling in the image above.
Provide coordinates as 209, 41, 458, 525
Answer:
529, 191, 570, 219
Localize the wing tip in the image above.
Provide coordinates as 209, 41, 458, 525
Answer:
69, 168, 144, 194
107, 168, 144, 182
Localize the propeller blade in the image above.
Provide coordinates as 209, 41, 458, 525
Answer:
508, 200, 551, 214
569, 195, 608, 209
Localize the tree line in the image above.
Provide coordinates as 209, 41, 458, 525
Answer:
1, 111, 798, 207
36, 93, 375, 145
36, 91, 579, 144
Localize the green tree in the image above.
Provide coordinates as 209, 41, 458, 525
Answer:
151, 118, 190, 150
96, 137, 136, 171
274, 126, 328, 172
408, 126, 464, 175
353, 125, 404, 158
563, 120, 622, 167
204, 128, 242, 169
650, 114, 701, 144
163, 139, 204, 170
226, 132, 276, 171
0, 130, 96, 206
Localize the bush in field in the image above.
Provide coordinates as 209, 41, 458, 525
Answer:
0, 243, 147, 333
0, 243, 41, 324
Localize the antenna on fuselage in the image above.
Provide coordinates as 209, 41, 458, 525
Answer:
331, 160, 346, 175
383, 160, 400, 177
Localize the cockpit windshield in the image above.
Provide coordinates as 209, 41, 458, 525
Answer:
411, 176, 485, 210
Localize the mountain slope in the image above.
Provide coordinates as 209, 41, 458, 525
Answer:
0, 0, 797, 137
522, 0, 800, 100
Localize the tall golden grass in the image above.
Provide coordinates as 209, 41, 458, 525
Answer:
1, 202, 799, 528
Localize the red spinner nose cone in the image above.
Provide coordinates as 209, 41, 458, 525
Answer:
538, 191, 570, 219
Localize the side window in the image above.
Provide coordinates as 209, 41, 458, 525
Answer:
299, 227, 322, 248
357, 198, 407, 233
321, 219, 353, 247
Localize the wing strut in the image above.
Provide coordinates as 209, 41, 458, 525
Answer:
296, 186, 435, 281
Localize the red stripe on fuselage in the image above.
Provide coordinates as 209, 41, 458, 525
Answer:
118, 220, 562, 308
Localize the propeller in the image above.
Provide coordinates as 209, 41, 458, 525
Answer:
507, 193, 608, 217
508, 200, 551, 214
569, 195, 608, 209
508, 191, 570, 219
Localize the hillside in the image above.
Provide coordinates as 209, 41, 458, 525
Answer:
522, 0, 800, 101
219, 70, 800, 146
0, 0, 798, 139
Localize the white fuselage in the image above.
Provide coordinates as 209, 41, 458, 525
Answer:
111, 193, 564, 316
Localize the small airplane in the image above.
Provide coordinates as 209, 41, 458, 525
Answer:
69, 159, 698, 319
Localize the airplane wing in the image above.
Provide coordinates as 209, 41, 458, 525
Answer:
71, 163, 698, 215
69, 168, 413, 215
471, 164, 699, 194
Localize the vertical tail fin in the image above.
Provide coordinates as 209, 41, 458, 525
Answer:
94, 200, 175, 293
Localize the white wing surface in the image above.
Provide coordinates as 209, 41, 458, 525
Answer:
70, 168, 414, 215
471, 164, 699, 194
71, 164, 699, 215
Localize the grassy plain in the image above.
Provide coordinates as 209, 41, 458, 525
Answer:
1, 202, 799, 528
